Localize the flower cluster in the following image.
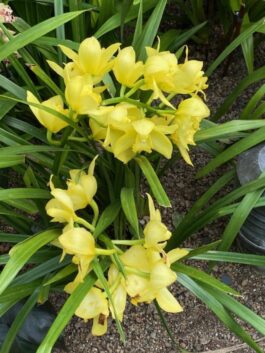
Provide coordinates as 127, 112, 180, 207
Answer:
0, 4, 14, 24
27, 36, 209, 165
46, 160, 188, 336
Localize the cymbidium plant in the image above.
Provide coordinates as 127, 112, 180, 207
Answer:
1, 7, 265, 353
24, 36, 208, 336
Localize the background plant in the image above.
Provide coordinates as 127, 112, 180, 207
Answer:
0, 1, 265, 353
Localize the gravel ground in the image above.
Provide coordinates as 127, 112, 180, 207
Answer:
51, 41, 265, 353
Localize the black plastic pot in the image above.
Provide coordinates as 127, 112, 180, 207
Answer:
236, 143, 265, 271
0, 301, 65, 353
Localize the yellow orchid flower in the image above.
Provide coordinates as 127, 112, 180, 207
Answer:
142, 46, 179, 108
172, 55, 208, 95
59, 36, 120, 83
26, 91, 69, 133
144, 194, 171, 251
113, 47, 144, 87
111, 117, 174, 163
89, 106, 115, 140
120, 245, 184, 313
47, 60, 84, 86
58, 226, 96, 279
74, 287, 109, 336
108, 264, 127, 322
121, 245, 150, 272
66, 156, 98, 210
91, 104, 175, 163
46, 157, 98, 224
169, 96, 210, 165
58, 227, 95, 256
45, 187, 77, 225
65, 74, 102, 115
121, 246, 150, 300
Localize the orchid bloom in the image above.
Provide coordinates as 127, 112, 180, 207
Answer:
71, 286, 109, 336
65, 74, 102, 115
59, 36, 120, 83
169, 96, 210, 165
66, 157, 98, 210
142, 46, 179, 107
108, 264, 127, 322
113, 47, 144, 87
27, 92, 69, 133
144, 194, 171, 251
59, 227, 96, 280
120, 245, 185, 313
45, 187, 77, 225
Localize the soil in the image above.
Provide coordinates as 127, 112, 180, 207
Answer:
51, 39, 265, 353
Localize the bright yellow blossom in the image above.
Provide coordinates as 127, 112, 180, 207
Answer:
144, 194, 171, 251
59, 36, 120, 83
73, 286, 109, 336
113, 47, 144, 87
111, 116, 176, 163
108, 264, 127, 322
27, 92, 69, 133
90, 102, 177, 163
172, 59, 208, 95
90, 103, 177, 163
59, 227, 96, 280
65, 74, 102, 115
47, 60, 83, 85
120, 245, 183, 313
169, 96, 210, 165
58, 227, 95, 257
46, 157, 98, 223
66, 157, 97, 210
45, 187, 77, 225
142, 46, 179, 107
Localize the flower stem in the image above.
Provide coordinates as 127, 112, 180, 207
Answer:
75, 217, 95, 232
68, 136, 88, 142
46, 130, 61, 146
102, 96, 162, 115
120, 85, 126, 97
112, 239, 144, 246
125, 79, 145, 98
95, 248, 116, 255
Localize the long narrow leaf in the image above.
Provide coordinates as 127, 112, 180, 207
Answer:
0, 229, 59, 295
212, 66, 265, 122
0, 290, 39, 353
36, 272, 97, 353
240, 83, 265, 120
121, 187, 139, 237
135, 156, 171, 207
191, 251, 265, 266
0, 11, 84, 62
197, 126, 265, 178
0, 188, 50, 201
203, 284, 265, 336
218, 186, 265, 251
172, 263, 239, 296
134, 0, 167, 60
177, 274, 264, 353
195, 120, 265, 142
206, 18, 265, 76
